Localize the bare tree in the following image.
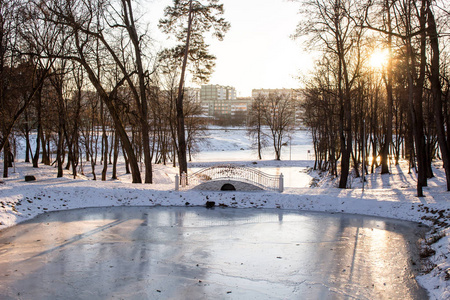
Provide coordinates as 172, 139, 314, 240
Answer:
120, 0, 153, 183
66, 62, 84, 178
259, 92, 297, 161
427, 0, 450, 191
0, 1, 53, 156
159, 0, 230, 177
247, 94, 268, 160
34, 0, 163, 183
184, 94, 205, 162
295, 0, 364, 187
298, 0, 449, 196
301, 56, 340, 174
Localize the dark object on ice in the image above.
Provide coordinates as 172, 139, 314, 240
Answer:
205, 201, 215, 208
25, 175, 36, 182
221, 183, 236, 191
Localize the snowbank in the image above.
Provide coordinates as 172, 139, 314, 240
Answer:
0, 128, 448, 298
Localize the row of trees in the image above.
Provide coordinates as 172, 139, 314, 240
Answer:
0, 0, 227, 183
297, 0, 450, 195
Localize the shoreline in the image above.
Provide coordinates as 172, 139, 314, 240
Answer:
0, 161, 449, 299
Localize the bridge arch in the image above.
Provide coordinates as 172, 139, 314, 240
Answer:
221, 183, 236, 191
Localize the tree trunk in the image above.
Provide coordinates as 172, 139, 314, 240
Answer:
70, 87, 82, 179
33, 88, 43, 168
338, 53, 352, 188
416, 0, 428, 193
122, 0, 152, 183
56, 89, 65, 178
175, 0, 194, 177
123, 145, 130, 174
257, 124, 262, 160
33, 118, 41, 168
112, 131, 119, 180
101, 127, 108, 181
427, 1, 450, 190
273, 136, 281, 160
24, 110, 31, 163
381, 0, 394, 174
56, 127, 64, 177
50, 68, 68, 179
407, 42, 425, 196
3, 140, 10, 178
100, 94, 108, 181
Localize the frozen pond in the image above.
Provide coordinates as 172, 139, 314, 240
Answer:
0, 206, 428, 299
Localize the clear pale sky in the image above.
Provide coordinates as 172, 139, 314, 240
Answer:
144, 0, 314, 97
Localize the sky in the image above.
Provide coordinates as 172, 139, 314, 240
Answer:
143, 0, 314, 97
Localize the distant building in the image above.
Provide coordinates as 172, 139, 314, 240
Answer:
184, 87, 201, 103
156, 87, 200, 105
251, 88, 302, 101
231, 97, 252, 115
200, 84, 237, 116
198, 86, 302, 122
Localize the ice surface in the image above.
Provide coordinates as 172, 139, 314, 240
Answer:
0, 206, 428, 299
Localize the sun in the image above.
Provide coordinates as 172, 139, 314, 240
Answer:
369, 49, 389, 69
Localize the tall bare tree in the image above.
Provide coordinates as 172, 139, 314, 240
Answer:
427, 0, 450, 191
34, 0, 160, 183
1, 2, 58, 177
295, 0, 364, 188
247, 94, 268, 160
261, 92, 297, 160
159, 0, 230, 176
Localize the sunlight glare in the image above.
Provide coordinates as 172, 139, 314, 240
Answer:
369, 49, 389, 69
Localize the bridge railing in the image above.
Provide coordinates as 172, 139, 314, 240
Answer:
175, 164, 284, 192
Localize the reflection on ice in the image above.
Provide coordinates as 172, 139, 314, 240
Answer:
0, 207, 428, 299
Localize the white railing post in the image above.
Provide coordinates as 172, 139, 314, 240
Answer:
175, 174, 179, 191
279, 173, 284, 193
181, 172, 186, 187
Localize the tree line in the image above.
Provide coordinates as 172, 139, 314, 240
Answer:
296, 0, 450, 195
0, 0, 227, 183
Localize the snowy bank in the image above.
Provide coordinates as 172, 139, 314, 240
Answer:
0, 128, 449, 299
0, 160, 449, 299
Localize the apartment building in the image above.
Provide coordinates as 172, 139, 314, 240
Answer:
231, 97, 253, 115
198, 86, 302, 120
251, 88, 302, 101
184, 87, 201, 103
200, 84, 237, 116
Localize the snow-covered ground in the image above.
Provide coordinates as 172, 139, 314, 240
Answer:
0, 128, 449, 299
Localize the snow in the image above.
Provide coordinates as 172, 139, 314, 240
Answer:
0, 128, 449, 299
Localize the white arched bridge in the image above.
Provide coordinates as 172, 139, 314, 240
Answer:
175, 164, 284, 192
